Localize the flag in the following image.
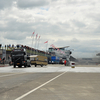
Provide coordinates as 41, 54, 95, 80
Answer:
33, 31, 35, 35
50, 44, 55, 48
50, 44, 53, 47
36, 34, 38, 39
31, 31, 35, 37
50, 44, 60, 51
38, 36, 41, 40
44, 41, 48, 43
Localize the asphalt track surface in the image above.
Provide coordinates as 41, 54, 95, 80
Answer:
0, 64, 100, 100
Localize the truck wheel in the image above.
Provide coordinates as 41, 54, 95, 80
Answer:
28, 64, 31, 67
24, 65, 27, 68
35, 64, 37, 67
41, 65, 43, 67
14, 64, 16, 68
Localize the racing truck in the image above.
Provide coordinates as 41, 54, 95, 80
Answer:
11, 49, 31, 68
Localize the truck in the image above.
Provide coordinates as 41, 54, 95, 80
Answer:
51, 56, 60, 64
30, 55, 48, 67
11, 49, 31, 68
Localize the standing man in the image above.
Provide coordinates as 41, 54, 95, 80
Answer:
64, 60, 67, 66
8, 55, 12, 65
2, 57, 5, 64
0, 58, 1, 63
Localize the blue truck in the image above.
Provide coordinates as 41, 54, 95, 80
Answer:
51, 56, 59, 64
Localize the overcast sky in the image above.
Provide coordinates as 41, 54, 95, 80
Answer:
0, 0, 100, 58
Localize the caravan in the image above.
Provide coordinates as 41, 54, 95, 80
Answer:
30, 55, 48, 67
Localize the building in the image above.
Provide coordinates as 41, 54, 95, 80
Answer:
0, 44, 51, 64
48, 46, 72, 65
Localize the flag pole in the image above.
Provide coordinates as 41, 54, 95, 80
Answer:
31, 37, 33, 55
31, 31, 35, 55
37, 36, 40, 55
44, 41, 48, 56
46, 42, 48, 56
35, 34, 38, 55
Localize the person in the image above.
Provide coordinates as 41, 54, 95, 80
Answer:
0, 58, 1, 63
8, 55, 11, 60
8, 55, 12, 65
2, 57, 5, 64
64, 60, 67, 66
8, 55, 11, 61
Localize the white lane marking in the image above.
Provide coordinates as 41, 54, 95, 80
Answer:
15, 71, 66, 100
0, 73, 27, 78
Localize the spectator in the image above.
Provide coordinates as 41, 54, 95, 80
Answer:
64, 60, 67, 66
2, 57, 5, 64
5, 45, 6, 49
0, 58, 1, 63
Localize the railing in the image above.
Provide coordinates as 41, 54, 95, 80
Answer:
0, 47, 51, 57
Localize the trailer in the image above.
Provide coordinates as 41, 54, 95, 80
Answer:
30, 55, 48, 67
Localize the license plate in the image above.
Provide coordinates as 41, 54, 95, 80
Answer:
17, 63, 20, 65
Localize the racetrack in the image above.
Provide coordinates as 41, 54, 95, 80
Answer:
0, 64, 100, 100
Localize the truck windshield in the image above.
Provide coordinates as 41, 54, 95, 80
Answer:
12, 52, 24, 56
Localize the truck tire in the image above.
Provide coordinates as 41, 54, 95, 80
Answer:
24, 64, 27, 68
35, 64, 37, 67
14, 64, 16, 68
28, 64, 31, 67
41, 64, 43, 67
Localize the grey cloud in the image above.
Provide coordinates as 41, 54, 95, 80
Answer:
65, 0, 87, 5
74, 40, 100, 52
0, 18, 34, 32
72, 20, 86, 28
88, 13, 100, 22
33, 21, 70, 35
66, 0, 94, 5
71, 38, 79, 42
4, 32, 26, 40
0, 18, 35, 40
56, 39, 100, 52
17, 0, 49, 8
0, 0, 14, 9
66, 0, 78, 4
0, 18, 68, 40
94, 25, 100, 33
57, 22, 70, 28
51, 0, 57, 1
